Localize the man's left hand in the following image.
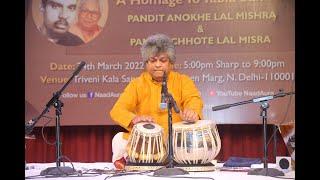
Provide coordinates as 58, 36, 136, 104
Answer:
180, 108, 199, 123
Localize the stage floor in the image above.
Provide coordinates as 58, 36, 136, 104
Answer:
25, 162, 295, 180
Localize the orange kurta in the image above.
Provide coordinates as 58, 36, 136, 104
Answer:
110, 71, 203, 140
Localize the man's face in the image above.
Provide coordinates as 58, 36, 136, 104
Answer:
43, 0, 78, 35
145, 52, 173, 82
78, 0, 101, 30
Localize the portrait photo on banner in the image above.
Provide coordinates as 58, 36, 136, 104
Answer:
32, 0, 109, 46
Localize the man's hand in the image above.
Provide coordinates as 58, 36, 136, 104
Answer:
180, 108, 199, 123
131, 115, 154, 125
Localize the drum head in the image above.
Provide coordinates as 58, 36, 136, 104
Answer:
135, 122, 162, 134
173, 120, 214, 129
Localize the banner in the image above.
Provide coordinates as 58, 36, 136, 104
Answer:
25, 0, 295, 126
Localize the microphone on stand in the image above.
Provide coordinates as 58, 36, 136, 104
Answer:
159, 71, 180, 113
212, 104, 232, 111
153, 71, 188, 176
73, 61, 86, 76
160, 71, 168, 110
170, 96, 180, 113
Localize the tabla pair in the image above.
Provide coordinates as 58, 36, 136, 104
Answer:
126, 120, 221, 166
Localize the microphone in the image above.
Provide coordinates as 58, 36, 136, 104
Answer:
73, 61, 86, 77
170, 95, 180, 113
160, 71, 167, 110
212, 104, 231, 111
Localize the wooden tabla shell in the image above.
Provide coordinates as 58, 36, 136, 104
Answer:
126, 122, 167, 164
173, 120, 221, 165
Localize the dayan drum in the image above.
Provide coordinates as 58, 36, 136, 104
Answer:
126, 122, 167, 165
173, 120, 221, 170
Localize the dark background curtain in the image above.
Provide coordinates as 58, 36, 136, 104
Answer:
25, 124, 288, 163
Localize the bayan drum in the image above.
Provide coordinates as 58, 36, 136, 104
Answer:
125, 122, 167, 170
172, 120, 221, 171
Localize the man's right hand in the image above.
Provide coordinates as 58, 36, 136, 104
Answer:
131, 115, 154, 125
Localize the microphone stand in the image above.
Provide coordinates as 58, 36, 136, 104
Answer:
154, 92, 189, 176
212, 90, 294, 177
25, 61, 86, 176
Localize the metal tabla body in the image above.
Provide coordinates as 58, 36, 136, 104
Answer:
172, 120, 221, 171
